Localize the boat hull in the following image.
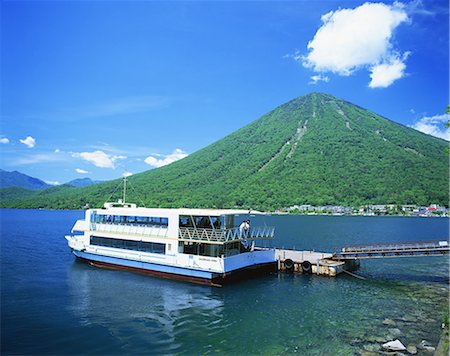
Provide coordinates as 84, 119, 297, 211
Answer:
73, 250, 277, 286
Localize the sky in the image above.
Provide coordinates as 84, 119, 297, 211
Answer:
1, 0, 448, 184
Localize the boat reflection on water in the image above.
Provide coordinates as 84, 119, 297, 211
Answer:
67, 259, 226, 354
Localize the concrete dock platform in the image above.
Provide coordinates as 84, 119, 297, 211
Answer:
275, 248, 359, 276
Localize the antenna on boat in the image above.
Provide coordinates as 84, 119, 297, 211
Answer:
123, 173, 127, 204
122, 170, 132, 204
101, 170, 135, 208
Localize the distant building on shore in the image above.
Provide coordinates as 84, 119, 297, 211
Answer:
283, 203, 449, 217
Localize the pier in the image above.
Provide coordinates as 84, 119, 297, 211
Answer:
274, 239, 449, 277
332, 239, 449, 260
275, 248, 359, 276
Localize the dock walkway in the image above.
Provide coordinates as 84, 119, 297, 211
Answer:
332, 240, 449, 260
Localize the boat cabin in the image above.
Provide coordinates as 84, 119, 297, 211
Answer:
81, 205, 275, 259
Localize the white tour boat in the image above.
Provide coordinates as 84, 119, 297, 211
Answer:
65, 181, 276, 286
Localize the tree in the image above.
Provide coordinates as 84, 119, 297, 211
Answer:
446, 105, 450, 128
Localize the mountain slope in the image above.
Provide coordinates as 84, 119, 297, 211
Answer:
1, 93, 448, 209
0, 169, 51, 190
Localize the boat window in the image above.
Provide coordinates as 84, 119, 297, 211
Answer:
149, 217, 160, 225
179, 215, 221, 229
182, 242, 198, 254
195, 216, 210, 228
92, 214, 168, 228
224, 215, 234, 229
211, 217, 221, 229
90, 236, 166, 254
125, 240, 139, 249
224, 241, 246, 256
179, 241, 224, 257
179, 216, 194, 228
152, 243, 165, 254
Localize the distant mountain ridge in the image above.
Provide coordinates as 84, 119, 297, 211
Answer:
66, 178, 102, 187
1, 92, 448, 209
0, 170, 101, 189
0, 169, 51, 190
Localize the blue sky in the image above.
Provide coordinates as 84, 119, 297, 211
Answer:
1, 0, 448, 184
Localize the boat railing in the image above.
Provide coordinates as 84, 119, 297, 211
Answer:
90, 222, 168, 237
178, 226, 275, 242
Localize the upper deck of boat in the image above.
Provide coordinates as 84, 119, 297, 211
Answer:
97, 204, 265, 217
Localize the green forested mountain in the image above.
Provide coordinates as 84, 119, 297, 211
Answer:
1, 93, 448, 210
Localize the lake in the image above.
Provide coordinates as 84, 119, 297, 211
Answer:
1, 209, 448, 355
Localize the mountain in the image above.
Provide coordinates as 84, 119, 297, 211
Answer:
1, 93, 448, 209
0, 169, 51, 190
66, 178, 101, 187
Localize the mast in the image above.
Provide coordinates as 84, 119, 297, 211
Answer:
123, 173, 127, 204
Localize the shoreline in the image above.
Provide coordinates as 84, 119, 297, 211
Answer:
0, 207, 449, 218
271, 212, 450, 218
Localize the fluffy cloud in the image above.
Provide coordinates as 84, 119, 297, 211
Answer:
76, 168, 89, 174
410, 114, 449, 141
301, 2, 409, 87
123, 171, 133, 177
20, 136, 36, 148
45, 180, 60, 186
144, 148, 188, 168
369, 54, 408, 88
0, 137, 9, 144
73, 150, 126, 168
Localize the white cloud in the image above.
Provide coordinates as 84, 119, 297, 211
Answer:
369, 54, 408, 88
54, 148, 60, 153
301, 2, 409, 87
309, 74, 330, 85
76, 168, 89, 174
144, 148, 188, 168
283, 51, 302, 61
72, 150, 126, 169
45, 180, 60, 186
20, 136, 36, 148
123, 171, 133, 177
405, 0, 436, 16
0, 137, 9, 144
410, 114, 449, 141
14, 153, 61, 165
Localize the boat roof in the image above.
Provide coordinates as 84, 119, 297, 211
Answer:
96, 204, 264, 216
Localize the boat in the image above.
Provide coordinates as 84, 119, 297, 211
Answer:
65, 178, 276, 286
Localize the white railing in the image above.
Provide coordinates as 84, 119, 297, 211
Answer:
178, 226, 275, 242
339, 240, 449, 253
90, 222, 168, 238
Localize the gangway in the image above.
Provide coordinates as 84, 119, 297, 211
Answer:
332, 239, 449, 260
